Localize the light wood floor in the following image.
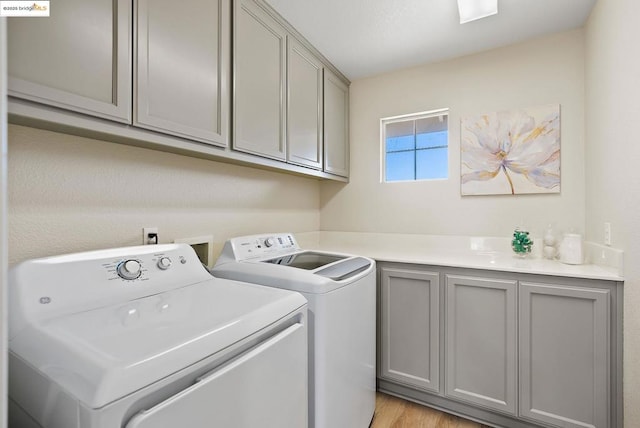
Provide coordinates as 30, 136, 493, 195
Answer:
371, 393, 492, 428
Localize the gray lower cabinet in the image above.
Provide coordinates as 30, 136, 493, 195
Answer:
135, 0, 230, 147
323, 69, 350, 177
379, 267, 440, 393
445, 275, 517, 415
519, 282, 610, 428
8, 0, 132, 122
287, 37, 323, 169
378, 263, 622, 428
233, 0, 287, 160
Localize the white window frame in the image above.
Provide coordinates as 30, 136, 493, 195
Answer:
380, 108, 450, 183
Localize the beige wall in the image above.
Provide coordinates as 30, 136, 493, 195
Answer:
585, 0, 640, 426
321, 30, 586, 239
7, 125, 321, 265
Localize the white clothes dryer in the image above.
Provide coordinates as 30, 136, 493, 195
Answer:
8, 244, 308, 428
212, 233, 376, 428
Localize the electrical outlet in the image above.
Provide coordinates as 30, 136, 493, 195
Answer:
604, 222, 611, 246
143, 227, 159, 245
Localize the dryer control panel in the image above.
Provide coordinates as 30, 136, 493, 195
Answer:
224, 233, 299, 261
8, 244, 212, 337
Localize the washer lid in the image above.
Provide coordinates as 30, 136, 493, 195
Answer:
9, 278, 306, 409
213, 252, 375, 294
262, 252, 348, 270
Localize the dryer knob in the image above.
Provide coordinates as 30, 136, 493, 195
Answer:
264, 238, 275, 247
117, 259, 142, 280
157, 257, 172, 270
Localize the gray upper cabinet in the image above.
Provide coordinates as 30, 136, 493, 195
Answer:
519, 282, 610, 428
445, 275, 517, 415
379, 267, 440, 393
233, 0, 287, 160
135, 0, 230, 147
7, 0, 350, 180
8, 0, 132, 123
287, 37, 323, 169
323, 69, 349, 177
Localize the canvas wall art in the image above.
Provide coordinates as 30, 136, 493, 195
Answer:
460, 105, 560, 195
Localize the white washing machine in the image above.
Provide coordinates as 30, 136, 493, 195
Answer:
212, 233, 376, 428
8, 244, 308, 428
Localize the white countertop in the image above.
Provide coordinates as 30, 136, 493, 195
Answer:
298, 232, 624, 282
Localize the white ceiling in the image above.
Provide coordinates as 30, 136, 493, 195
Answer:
265, 0, 597, 80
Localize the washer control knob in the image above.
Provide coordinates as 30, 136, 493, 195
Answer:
157, 257, 172, 270
264, 237, 275, 248
117, 259, 142, 280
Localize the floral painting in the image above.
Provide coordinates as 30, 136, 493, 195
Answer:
460, 105, 560, 195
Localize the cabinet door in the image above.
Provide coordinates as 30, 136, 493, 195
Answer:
519, 282, 610, 428
445, 275, 517, 415
8, 0, 131, 122
287, 37, 323, 169
379, 267, 440, 393
135, 0, 229, 147
323, 69, 349, 177
233, 0, 287, 160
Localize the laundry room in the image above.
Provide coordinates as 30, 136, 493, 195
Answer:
1, 0, 639, 427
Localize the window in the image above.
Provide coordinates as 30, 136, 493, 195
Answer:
381, 109, 449, 182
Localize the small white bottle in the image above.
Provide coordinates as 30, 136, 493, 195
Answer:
543, 224, 557, 259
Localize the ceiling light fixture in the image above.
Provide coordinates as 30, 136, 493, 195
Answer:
457, 0, 498, 24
